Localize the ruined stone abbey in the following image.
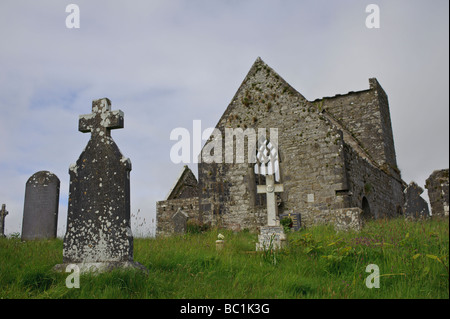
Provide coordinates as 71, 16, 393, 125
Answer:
156, 58, 448, 236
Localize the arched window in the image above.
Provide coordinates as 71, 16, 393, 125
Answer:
362, 197, 371, 220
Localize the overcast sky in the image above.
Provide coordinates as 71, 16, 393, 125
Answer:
0, 0, 448, 237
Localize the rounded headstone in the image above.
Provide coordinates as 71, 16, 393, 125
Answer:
22, 171, 60, 240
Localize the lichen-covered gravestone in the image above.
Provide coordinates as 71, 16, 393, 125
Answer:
22, 171, 60, 240
55, 98, 146, 273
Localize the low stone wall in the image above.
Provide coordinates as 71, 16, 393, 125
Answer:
156, 197, 199, 236
311, 207, 363, 232
256, 226, 287, 251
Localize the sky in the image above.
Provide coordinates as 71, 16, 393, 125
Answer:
0, 0, 448, 237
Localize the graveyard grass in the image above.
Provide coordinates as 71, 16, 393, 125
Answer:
0, 218, 448, 299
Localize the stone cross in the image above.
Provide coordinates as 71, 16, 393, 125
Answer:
257, 174, 284, 226
0, 204, 8, 237
79, 97, 124, 137
255, 174, 286, 251
55, 98, 146, 274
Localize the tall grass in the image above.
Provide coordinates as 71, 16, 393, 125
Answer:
0, 218, 448, 299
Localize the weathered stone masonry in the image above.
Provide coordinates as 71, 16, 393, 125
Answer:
426, 169, 449, 217
157, 58, 406, 235
156, 166, 199, 236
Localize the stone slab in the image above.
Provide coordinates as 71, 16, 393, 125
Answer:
22, 171, 60, 240
256, 225, 286, 251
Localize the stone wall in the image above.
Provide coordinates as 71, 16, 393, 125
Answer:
311, 208, 363, 232
425, 169, 449, 217
315, 78, 400, 179
198, 58, 354, 230
166, 166, 199, 200
156, 197, 199, 237
342, 142, 405, 219
198, 58, 404, 230
159, 58, 405, 235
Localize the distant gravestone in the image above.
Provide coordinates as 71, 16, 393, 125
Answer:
54, 98, 146, 273
172, 208, 189, 233
0, 204, 8, 237
403, 182, 430, 219
21, 171, 60, 240
279, 213, 301, 231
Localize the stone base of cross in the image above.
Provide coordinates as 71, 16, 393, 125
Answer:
257, 174, 284, 226
256, 225, 287, 251
256, 174, 286, 251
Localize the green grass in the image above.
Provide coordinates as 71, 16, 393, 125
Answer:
0, 218, 448, 299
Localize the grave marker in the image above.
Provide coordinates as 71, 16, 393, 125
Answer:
0, 204, 8, 237
22, 171, 60, 240
257, 175, 284, 226
255, 140, 286, 251
172, 208, 189, 233
280, 213, 301, 231
403, 182, 430, 219
54, 98, 146, 273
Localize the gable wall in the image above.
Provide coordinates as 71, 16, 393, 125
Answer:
198, 60, 352, 229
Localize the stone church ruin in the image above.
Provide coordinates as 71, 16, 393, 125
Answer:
156, 57, 434, 236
